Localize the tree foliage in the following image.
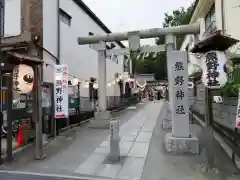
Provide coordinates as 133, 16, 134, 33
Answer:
135, 0, 198, 80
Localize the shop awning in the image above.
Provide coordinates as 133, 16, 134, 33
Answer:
7, 52, 43, 65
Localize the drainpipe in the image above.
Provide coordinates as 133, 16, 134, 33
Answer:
221, 0, 225, 34
57, 0, 60, 64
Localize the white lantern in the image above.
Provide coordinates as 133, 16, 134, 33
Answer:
107, 82, 112, 87
12, 64, 34, 94
188, 82, 194, 89
213, 96, 223, 103
93, 83, 98, 89
201, 51, 228, 89
71, 78, 79, 86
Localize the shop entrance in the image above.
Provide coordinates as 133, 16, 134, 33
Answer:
0, 63, 36, 162
0, 51, 48, 163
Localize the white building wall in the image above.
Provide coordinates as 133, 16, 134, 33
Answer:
223, 0, 240, 40
42, 0, 124, 97
42, 0, 58, 83
181, 0, 240, 75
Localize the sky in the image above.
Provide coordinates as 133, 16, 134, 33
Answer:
82, 0, 194, 46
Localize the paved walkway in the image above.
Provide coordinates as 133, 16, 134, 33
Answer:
0, 100, 155, 178
141, 103, 240, 180
74, 101, 163, 179
1, 100, 240, 180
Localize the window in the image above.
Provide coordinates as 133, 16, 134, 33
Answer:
59, 9, 71, 26
204, 5, 216, 32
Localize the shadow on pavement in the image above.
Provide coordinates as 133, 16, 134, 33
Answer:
141, 103, 240, 180
0, 101, 148, 177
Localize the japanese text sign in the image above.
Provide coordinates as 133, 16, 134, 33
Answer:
235, 89, 240, 129
168, 51, 189, 137
201, 51, 227, 89
54, 64, 68, 118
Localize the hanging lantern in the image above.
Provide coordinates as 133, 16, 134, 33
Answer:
93, 82, 98, 89
213, 96, 223, 103
71, 78, 79, 86
201, 51, 228, 89
12, 64, 34, 94
107, 82, 112, 87
188, 82, 194, 89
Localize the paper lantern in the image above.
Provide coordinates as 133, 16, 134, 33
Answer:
13, 64, 34, 94
213, 96, 223, 103
201, 51, 228, 89
188, 82, 194, 89
71, 78, 79, 86
93, 83, 98, 89
107, 83, 112, 87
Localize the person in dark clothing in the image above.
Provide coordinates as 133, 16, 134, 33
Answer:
157, 90, 161, 100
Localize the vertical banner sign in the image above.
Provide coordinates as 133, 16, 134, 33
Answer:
54, 64, 68, 118
169, 51, 189, 138
235, 89, 240, 129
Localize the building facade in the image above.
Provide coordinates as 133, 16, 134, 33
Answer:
180, 0, 240, 130
1, 0, 128, 98
181, 0, 240, 73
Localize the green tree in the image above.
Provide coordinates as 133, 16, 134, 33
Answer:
135, 0, 198, 80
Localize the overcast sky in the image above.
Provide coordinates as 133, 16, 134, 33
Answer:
82, 0, 193, 46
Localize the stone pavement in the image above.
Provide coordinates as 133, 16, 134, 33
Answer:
0, 100, 151, 177
142, 102, 240, 180
74, 101, 163, 180
1, 100, 240, 180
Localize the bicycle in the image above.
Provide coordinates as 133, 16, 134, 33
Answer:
1, 120, 21, 140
